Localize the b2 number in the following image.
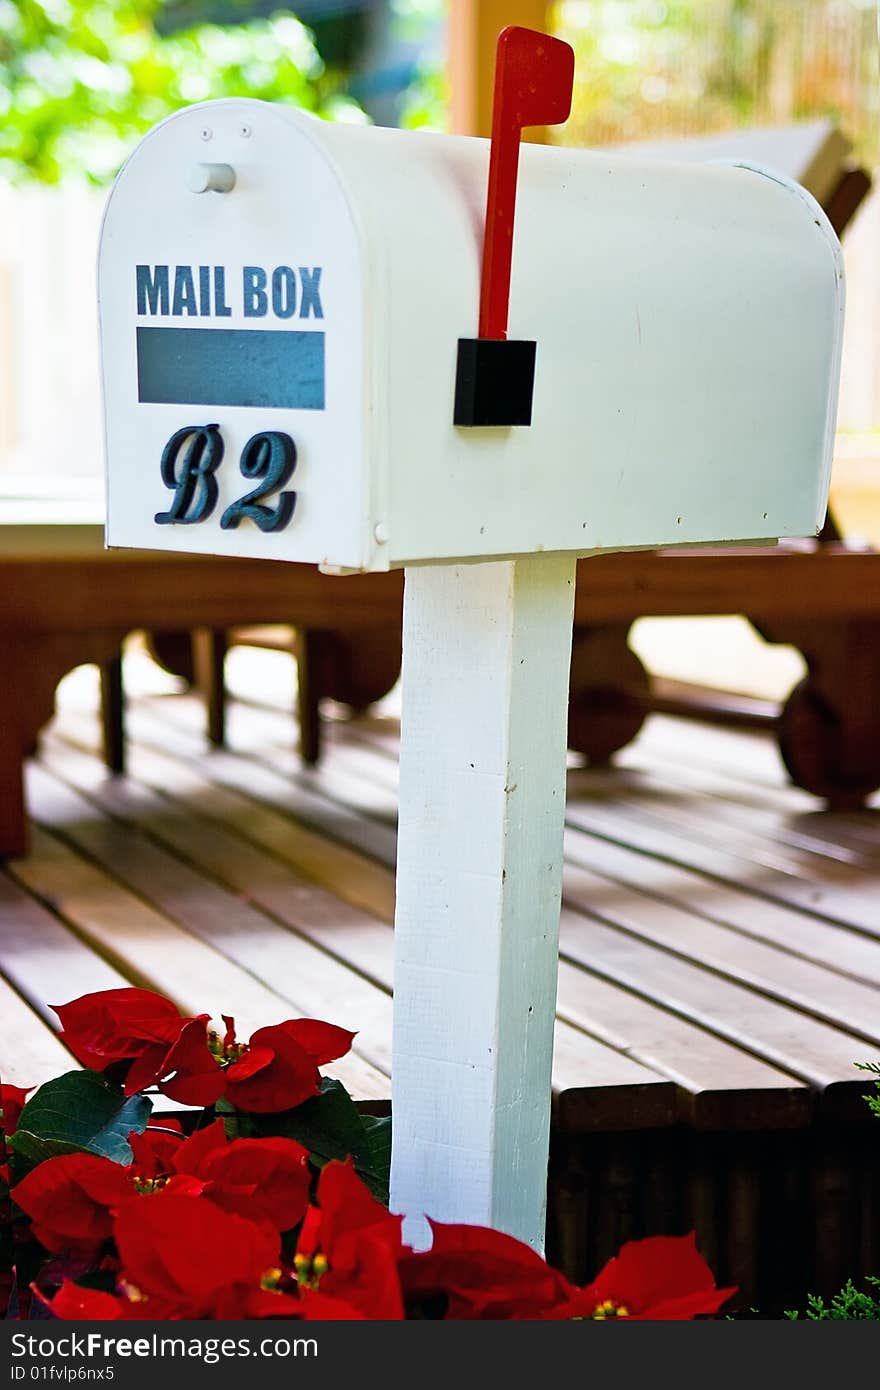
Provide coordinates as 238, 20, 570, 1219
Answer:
155, 425, 297, 533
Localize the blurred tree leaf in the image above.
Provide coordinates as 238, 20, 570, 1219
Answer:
0, 1, 366, 185
557, 0, 878, 163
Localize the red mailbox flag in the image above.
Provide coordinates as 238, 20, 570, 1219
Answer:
479, 27, 575, 341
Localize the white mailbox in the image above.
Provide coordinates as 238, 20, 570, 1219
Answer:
99, 97, 842, 572
98, 26, 845, 1256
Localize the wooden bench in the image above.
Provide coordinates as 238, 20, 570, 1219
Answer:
566, 123, 876, 807
0, 514, 400, 858
6, 532, 880, 857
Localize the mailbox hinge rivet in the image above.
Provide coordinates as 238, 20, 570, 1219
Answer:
188, 162, 236, 194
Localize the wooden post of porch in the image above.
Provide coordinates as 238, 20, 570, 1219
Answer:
449, 0, 553, 139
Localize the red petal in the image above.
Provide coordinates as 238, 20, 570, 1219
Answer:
225, 1029, 319, 1114
53, 987, 181, 1030
297, 1205, 323, 1259
298, 1290, 370, 1320
588, 1233, 720, 1314
199, 1137, 311, 1231
53, 989, 186, 1065
242, 1288, 307, 1319
162, 1174, 209, 1198
0, 1084, 31, 1136
314, 1159, 402, 1253
154, 1019, 225, 1107
225, 1045, 274, 1083
631, 1286, 738, 1320
545, 1281, 736, 1320
124, 1042, 171, 1096
147, 1117, 185, 1134
160, 1070, 226, 1108
172, 1119, 229, 1174
12, 1154, 131, 1251
427, 1221, 562, 1272
321, 1232, 406, 1319
123, 1017, 213, 1096
114, 1195, 280, 1302
50, 1282, 126, 1320
279, 1019, 356, 1066
400, 1221, 573, 1319
128, 1128, 183, 1178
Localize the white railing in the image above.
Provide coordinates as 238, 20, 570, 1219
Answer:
0, 183, 105, 493
837, 178, 880, 435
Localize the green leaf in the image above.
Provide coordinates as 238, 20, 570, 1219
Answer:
787, 1277, 880, 1321
237, 1081, 392, 1204
272, 1080, 370, 1163
358, 1114, 392, 1207
70, 1270, 120, 1295
9, 1071, 152, 1176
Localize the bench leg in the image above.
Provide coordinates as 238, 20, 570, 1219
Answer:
567, 624, 649, 765
193, 628, 228, 747
99, 653, 125, 774
759, 617, 880, 807
295, 627, 404, 766
144, 629, 196, 685
295, 629, 332, 766
317, 627, 403, 712
0, 719, 28, 858
0, 632, 124, 857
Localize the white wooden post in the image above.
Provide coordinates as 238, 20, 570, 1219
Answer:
390, 553, 576, 1250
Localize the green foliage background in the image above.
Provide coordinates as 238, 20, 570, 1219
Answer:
0, 1, 366, 184
3, 2, 875, 186
785, 1276, 880, 1319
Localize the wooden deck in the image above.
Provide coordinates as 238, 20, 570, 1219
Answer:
2, 647, 879, 1308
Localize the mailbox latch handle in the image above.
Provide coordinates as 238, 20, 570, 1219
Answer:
188, 163, 236, 194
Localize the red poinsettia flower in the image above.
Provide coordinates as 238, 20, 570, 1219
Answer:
218, 1016, 355, 1113
51, 989, 355, 1113
52, 988, 220, 1103
13, 1121, 311, 1256
0, 1084, 31, 1138
399, 1222, 575, 1319
539, 1233, 737, 1320
53, 988, 194, 1070
49, 1196, 303, 1320
294, 1160, 405, 1320
128, 1017, 225, 1106
131, 1120, 311, 1229
11, 1153, 132, 1256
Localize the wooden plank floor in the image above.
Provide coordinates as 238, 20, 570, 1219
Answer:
2, 644, 879, 1140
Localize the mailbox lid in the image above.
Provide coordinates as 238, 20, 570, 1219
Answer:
100, 99, 380, 571
338, 132, 843, 566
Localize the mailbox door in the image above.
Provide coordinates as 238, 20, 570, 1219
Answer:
100, 99, 376, 571
372, 142, 843, 565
